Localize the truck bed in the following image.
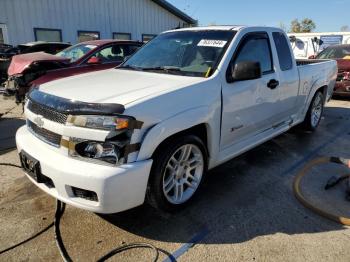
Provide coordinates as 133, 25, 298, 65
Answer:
295, 59, 337, 111
296, 59, 332, 66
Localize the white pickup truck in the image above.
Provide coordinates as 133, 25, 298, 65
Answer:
16, 26, 337, 214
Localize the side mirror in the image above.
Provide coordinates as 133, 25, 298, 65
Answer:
227, 61, 262, 83
87, 56, 101, 64
308, 55, 316, 59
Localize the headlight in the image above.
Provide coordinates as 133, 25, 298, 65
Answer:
74, 141, 121, 165
343, 71, 350, 81
68, 138, 128, 166
66, 115, 143, 166
67, 115, 130, 130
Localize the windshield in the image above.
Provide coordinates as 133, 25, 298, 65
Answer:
316, 45, 350, 59
121, 30, 235, 77
56, 44, 97, 62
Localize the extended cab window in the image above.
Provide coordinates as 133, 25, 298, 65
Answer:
233, 33, 273, 74
273, 32, 293, 71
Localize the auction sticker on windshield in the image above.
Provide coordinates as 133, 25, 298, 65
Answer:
198, 39, 227, 48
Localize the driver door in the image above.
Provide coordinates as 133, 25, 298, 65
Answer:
220, 32, 281, 150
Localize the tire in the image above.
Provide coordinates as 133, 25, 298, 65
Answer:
301, 91, 324, 131
147, 135, 208, 212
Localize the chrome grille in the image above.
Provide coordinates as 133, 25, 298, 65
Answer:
27, 120, 62, 147
27, 100, 68, 124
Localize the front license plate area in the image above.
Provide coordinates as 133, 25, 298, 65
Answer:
19, 151, 44, 183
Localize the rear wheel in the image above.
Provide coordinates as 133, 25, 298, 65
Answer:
147, 135, 208, 212
301, 91, 324, 131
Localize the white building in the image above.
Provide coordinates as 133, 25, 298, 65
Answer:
288, 32, 350, 58
0, 0, 196, 45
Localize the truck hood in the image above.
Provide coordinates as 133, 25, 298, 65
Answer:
39, 69, 206, 105
8, 52, 70, 76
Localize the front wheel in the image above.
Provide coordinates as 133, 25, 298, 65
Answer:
147, 135, 208, 212
301, 91, 324, 131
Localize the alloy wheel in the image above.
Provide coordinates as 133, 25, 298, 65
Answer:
162, 144, 204, 204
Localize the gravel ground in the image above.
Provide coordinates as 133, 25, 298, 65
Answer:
0, 96, 350, 262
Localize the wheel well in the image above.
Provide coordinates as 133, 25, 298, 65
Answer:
152, 123, 209, 158
318, 85, 328, 101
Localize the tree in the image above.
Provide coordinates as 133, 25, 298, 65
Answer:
290, 19, 301, 33
301, 18, 316, 33
290, 18, 316, 33
341, 25, 350, 32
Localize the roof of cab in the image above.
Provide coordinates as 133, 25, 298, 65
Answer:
165, 25, 247, 33
164, 25, 285, 34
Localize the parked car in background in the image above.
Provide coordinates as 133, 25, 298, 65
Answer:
4, 40, 143, 102
0, 41, 71, 85
16, 26, 337, 214
0, 43, 13, 53
312, 44, 350, 97
0, 44, 14, 84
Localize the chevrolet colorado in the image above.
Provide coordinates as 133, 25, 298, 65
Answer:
16, 26, 337, 213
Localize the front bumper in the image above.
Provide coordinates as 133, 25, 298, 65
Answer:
16, 126, 153, 214
2, 77, 28, 103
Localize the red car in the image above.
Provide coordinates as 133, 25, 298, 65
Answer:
4, 40, 143, 102
315, 44, 350, 97
0, 41, 71, 84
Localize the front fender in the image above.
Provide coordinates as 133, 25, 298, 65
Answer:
137, 106, 216, 161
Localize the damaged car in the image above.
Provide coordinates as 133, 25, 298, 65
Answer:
314, 44, 350, 97
3, 40, 143, 103
0, 41, 70, 85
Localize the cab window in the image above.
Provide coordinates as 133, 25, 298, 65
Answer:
233, 32, 273, 74
273, 32, 293, 71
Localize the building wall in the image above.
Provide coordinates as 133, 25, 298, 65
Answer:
0, 0, 189, 45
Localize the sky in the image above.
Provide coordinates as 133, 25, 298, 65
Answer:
168, 0, 350, 32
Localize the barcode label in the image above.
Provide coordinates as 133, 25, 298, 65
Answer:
197, 39, 227, 48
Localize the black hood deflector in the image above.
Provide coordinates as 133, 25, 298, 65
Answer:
28, 88, 125, 115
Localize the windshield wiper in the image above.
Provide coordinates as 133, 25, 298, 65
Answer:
118, 65, 144, 71
141, 66, 182, 73
118, 65, 183, 75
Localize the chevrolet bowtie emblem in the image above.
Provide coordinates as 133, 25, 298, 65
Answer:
34, 115, 44, 128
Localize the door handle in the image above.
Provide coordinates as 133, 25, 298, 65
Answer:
267, 79, 279, 89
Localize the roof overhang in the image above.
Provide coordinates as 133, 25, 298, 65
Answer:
151, 0, 197, 25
